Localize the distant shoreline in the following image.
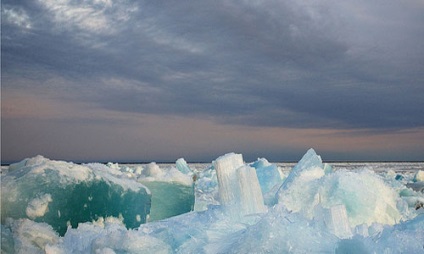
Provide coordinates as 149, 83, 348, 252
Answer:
2, 160, 423, 167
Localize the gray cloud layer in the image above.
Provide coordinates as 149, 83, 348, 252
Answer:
3, 0, 424, 131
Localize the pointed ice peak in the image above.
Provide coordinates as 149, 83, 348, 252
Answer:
296, 148, 323, 171
278, 148, 324, 192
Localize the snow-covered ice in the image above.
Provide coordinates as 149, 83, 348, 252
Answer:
1, 149, 424, 253
1, 157, 151, 236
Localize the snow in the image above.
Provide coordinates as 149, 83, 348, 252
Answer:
2, 149, 424, 253
26, 194, 53, 220
137, 162, 193, 186
3, 218, 60, 254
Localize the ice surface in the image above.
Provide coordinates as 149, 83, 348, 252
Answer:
1, 157, 151, 236
213, 153, 266, 217
2, 149, 424, 253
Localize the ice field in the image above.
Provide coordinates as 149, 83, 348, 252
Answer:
1, 149, 424, 253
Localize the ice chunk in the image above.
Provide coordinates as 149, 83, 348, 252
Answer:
324, 205, 352, 239
354, 223, 370, 237
193, 165, 220, 211
276, 149, 403, 227
395, 174, 404, 181
405, 182, 424, 193
1, 157, 151, 236
25, 193, 53, 220
142, 162, 162, 177
222, 205, 339, 253
365, 214, 424, 253
414, 170, 424, 182
237, 165, 267, 215
1, 223, 15, 253
323, 163, 334, 174
277, 148, 324, 193
319, 170, 402, 227
176, 158, 192, 175
139, 162, 193, 186
213, 153, 266, 217
250, 158, 283, 206
135, 204, 260, 253
51, 217, 172, 253
276, 149, 325, 217
141, 181, 195, 222
213, 153, 244, 207
2, 150, 423, 254
3, 218, 60, 254
137, 162, 195, 221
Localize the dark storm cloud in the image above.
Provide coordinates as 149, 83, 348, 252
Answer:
2, 0, 424, 129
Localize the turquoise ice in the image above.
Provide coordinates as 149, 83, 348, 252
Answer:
1, 156, 151, 236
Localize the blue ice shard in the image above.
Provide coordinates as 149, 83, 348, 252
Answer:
176, 158, 192, 175
278, 148, 324, 192
250, 158, 283, 206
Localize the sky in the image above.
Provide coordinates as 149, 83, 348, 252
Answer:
1, 0, 424, 163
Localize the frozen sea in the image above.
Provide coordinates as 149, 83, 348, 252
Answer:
1, 149, 424, 253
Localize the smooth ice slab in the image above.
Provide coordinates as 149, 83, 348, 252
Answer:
141, 181, 195, 222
